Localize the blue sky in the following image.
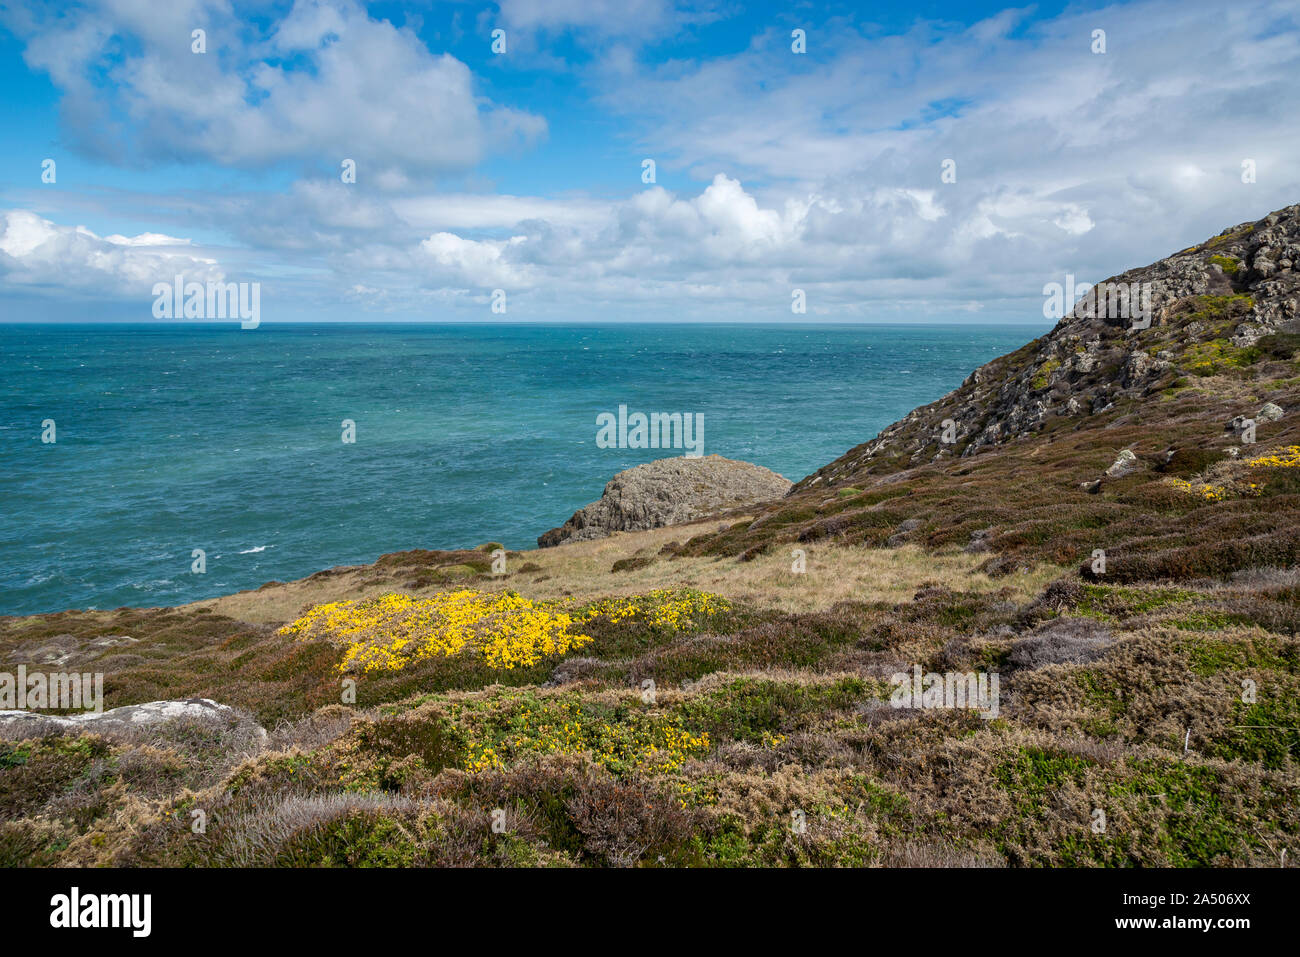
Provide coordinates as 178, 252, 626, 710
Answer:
1, 0, 1298, 323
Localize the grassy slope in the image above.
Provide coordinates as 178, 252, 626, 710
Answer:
3, 223, 1300, 867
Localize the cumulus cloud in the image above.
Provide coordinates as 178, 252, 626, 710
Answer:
393, 194, 611, 233
2, 0, 546, 176
419, 232, 532, 288
0, 210, 222, 296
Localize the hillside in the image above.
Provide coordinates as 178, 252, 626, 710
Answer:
2, 206, 1299, 868
683, 204, 1300, 584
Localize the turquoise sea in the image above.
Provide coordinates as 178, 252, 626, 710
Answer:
0, 322, 1043, 615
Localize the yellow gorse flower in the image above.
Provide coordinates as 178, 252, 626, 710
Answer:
278, 590, 593, 674
279, 587, 732, 680
1168, 477, 1229, 501
1165, 446, 1300, 501
1246, 445, 1300, 469
577, 588, 731, 631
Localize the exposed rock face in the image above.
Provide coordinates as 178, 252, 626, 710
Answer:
0, 697, 266, 742
796, 204, 1300, 490
538, 455, 792, 547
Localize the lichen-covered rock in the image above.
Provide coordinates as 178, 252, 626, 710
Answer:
1105, 449, 1141, 477
538, 455, 791, 547
0, 697, 266, 742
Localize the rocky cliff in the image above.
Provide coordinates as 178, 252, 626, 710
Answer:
796, 204, 1300, 491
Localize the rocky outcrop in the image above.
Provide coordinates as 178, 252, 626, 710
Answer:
5, 632, 138, 668
1104, 449, 1141, 478
796, 204, 1300, 491
538, 455, 792, 547
0, 697, 266, 741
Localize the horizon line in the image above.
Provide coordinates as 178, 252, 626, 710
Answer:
0, 318, 1056, 328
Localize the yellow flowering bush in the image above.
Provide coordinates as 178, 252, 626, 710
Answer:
1168, 478, 1230, 502
578, 588, 732, 631
1246, 445, 1300, 468
1166, 476, 1263, 501
280, 587, 734, 677
1165, 446, 1300, 501
279, 590, 592, 674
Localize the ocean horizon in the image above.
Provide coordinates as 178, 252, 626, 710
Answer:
1, 321, 1045, 615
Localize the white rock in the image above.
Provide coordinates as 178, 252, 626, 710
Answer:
0, 698, 266, 742
1104, 449, 1141, 477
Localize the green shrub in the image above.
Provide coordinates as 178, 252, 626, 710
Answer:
1208, 254, 1240, 275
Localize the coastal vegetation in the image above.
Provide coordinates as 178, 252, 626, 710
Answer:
2, 206, 1299, 867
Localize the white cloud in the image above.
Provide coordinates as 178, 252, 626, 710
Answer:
4, 0, 546, 175
394, 194, 611, 232
103, 232, 194, 246
0, 210, 222, 295
418, 232, 531, 288
498, 0, 710, 41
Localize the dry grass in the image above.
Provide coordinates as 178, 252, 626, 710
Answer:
188, 518, 1061, 626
